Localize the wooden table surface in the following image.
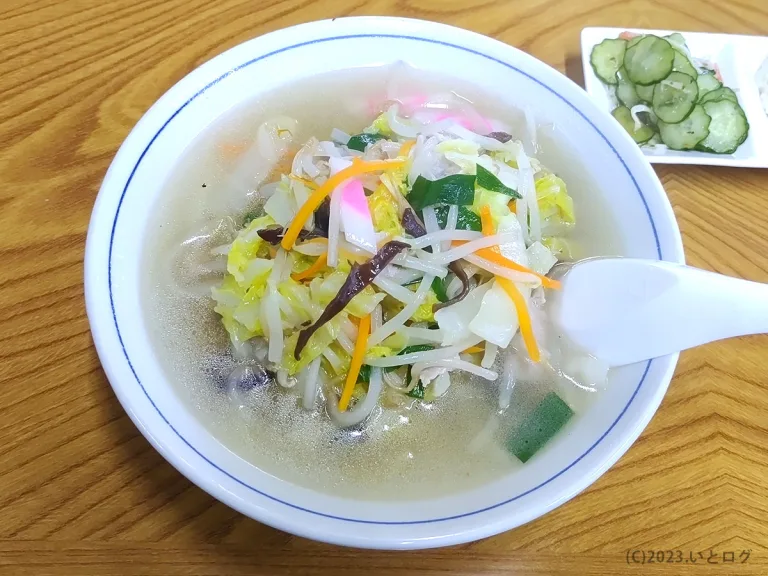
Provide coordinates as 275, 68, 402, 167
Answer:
2, 0, 768, 574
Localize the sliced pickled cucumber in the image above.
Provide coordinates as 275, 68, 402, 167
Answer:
672, 50, 698, 77
697, 99, 749, 154
623, 35, 675, 85
612, 106, 655, 144
696, 72, 722, 99
658, 105, 711, 150
652, 72, 698, 123
699, 86, 738, 104
636, 83, 656, 103
590, 39, 627, 85
616, 68, 641, 108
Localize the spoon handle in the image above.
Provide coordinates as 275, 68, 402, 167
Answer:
554, 259, 768, 366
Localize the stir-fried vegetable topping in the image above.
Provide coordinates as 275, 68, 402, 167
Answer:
295, 241, 409, 358
211, 101, 581, 436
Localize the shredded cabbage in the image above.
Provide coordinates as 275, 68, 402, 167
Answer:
472, 188, 512, 224
226, 215, 275, 287
368, 185, 405, 237
263, 176, 296, 226
410, 290, 441, 322
469, 280, 521, 348
535, 173, 575, 226
365, 113, 392, 136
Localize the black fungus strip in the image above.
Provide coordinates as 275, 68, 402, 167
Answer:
433, 262, 470, 312
400, 209, 470, 312
314, 197, 331, 236
487, 131, 514, 143
294, 241, 410, 358
257, 225, 326, 245
401, 208, 426, 237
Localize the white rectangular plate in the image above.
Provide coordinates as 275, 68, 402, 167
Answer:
581, 27, 768, 168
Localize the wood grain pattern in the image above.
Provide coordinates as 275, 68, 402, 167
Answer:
1, 1, 767, 574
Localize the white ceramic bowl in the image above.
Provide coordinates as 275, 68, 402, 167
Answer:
84, 17, 684, 549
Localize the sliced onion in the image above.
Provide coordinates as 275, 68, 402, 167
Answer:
405, 230, 481, 250
365, 335, 482, 367
372, 304, 383, 332
372, 276, 418, 304
498, 353, 516, 410
383, 265, 424, 285
443, 205, 459, 251
399, 326, 445, 344
262, 293, 284, 363
331, 128, 351, 145
412, 358, 498, 382
517, 147, 540, 243
368, 274, 433, 345
481, 342, 499, 369
300, 357, 322, 410
421, 232, 519, 266
327, 185, 343, 267
327, 367, 383, 428
336, 330, 355, 355
463, 254, 541, 285
392, 253, 448, 278
421, 206, 441, 253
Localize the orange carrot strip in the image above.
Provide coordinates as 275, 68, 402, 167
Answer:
338, 314, 371, 412
452, 241, 561, 289
281, 159, 406, 250
480, 205, 495, 237
496, 277, 541, 362
398, 140, 415, 157
508, 200, 517, 212
463, 345, 485, 354
291, 253, 327, 282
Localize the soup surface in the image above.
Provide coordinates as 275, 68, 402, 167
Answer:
142, 65, 623, 500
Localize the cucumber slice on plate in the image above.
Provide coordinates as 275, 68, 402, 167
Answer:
590, 38, 627, 84
616, 68, 642, 108
652, 71, 698, 123
697, 99, 749, 154
658, 105, 711, 150
636, 83, 656, 103
699, 86, 738, 104
627, 35, 645, 49
623, 35, 675, 85
672, 50, 698, 77
665, 33, 688, 51
696, 72, 722, 99
612, 106, 655, 143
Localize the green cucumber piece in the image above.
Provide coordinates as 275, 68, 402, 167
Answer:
507, 393, 574, 463
652, 71, 698, 123
627, 35, 645, 49
696, 99, 749, 154
590, 38, 627, 85
636, 83, 656, 103
696, 72, 722, 99
616, 67, 641, 108
623, 35, 675, 85
672, 50, 698, 77
658, 104, 711, 150
664, 33, 688, 51
612, 106, 655, 144
699, 86, 738, 104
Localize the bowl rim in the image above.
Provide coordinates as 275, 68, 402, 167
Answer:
85, 16, 685, 549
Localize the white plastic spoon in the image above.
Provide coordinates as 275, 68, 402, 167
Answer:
549, 258, 768, 367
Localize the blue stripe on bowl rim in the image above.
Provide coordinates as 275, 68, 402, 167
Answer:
108, 33, 662, 525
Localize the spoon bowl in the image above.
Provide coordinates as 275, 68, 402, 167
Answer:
550, 257, 768, 366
